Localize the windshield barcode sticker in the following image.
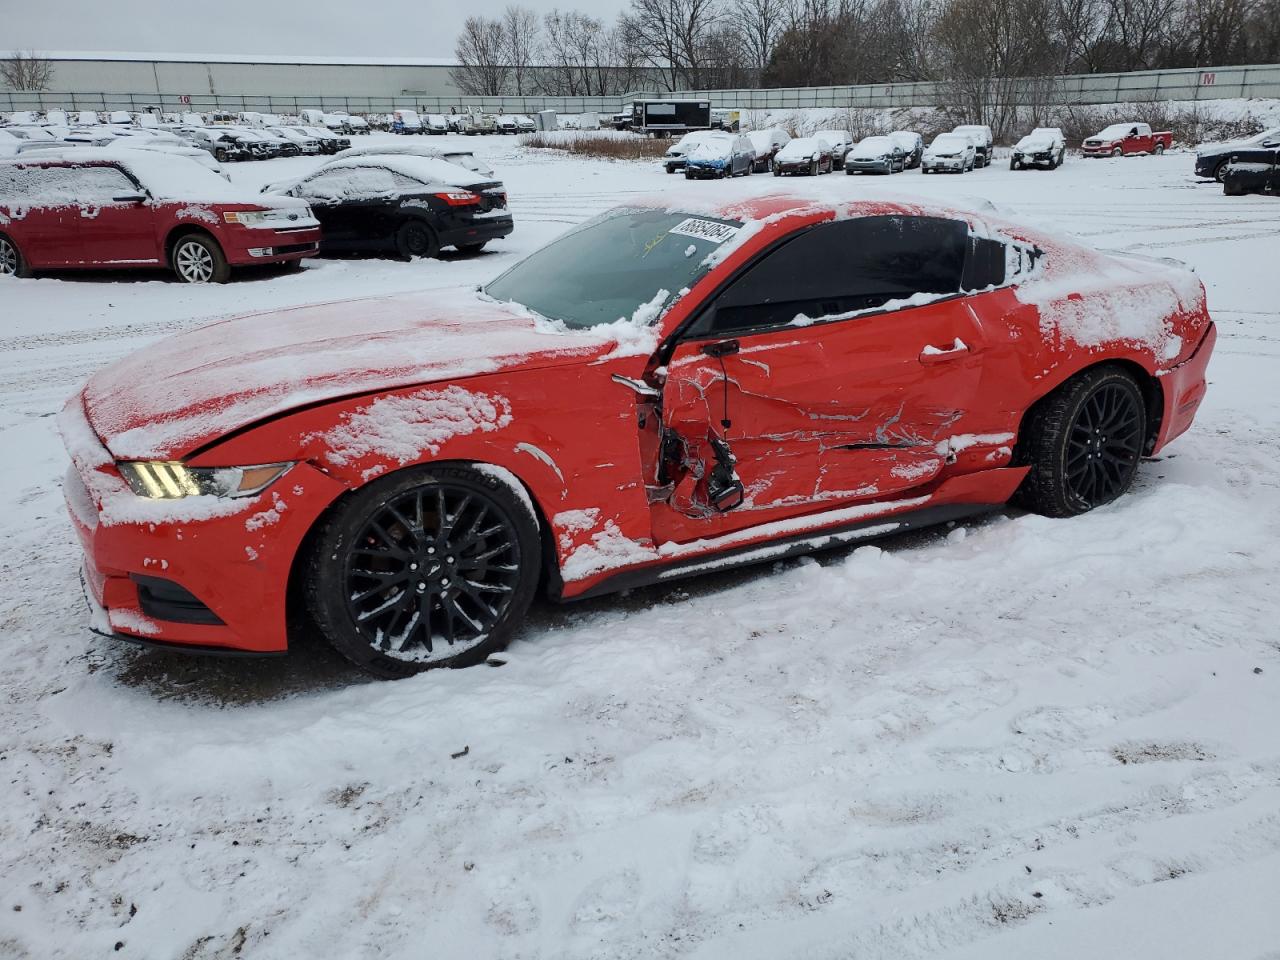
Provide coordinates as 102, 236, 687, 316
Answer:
668, 218, 739, 244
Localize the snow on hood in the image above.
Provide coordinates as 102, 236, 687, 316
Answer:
850, 138, 895, 158
1015, 134, 1055, 151
79, 288, 623, 461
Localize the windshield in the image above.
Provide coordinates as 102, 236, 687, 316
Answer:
1098, 124, 1135, 138
854, 137, 893, 153
931, 136, 965, 149
484, 208, 742, 330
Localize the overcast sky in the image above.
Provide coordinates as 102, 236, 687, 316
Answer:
2, 0, 631, 60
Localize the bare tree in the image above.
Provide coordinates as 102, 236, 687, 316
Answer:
623, 0, 725, 90
731, 0, 792, 72
1, 51, 54, 92
451, 16, 512, 96
503, 5, 542, 95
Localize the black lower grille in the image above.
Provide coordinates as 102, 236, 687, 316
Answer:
131, 575, 225, 625
273, 242, 317, 255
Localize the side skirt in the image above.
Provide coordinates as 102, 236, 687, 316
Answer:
564, 502, 997, 602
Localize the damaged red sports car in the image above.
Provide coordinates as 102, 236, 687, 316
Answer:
60, 194, 1216, 678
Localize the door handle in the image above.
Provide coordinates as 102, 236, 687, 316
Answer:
919, 338, 973, 364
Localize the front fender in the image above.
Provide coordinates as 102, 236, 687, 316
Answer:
188, 363, 660, 597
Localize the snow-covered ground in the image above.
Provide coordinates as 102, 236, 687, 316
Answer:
2, 133, 1278, 959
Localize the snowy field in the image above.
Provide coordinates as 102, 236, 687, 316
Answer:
2, 133, 1278, 959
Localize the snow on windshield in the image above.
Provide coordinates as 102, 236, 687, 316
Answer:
1098, 124, 1137, 139
484, 207, 742, 331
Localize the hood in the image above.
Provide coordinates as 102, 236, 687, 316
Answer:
688, 142, 731, 163
850, 141, 892, 158
1015, 136, 1054, 151
80, 288, 617, 461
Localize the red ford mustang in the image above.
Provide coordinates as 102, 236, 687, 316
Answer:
60, 194, 1216, 678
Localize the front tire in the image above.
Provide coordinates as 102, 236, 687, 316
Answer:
306, 464, 541, 678
1014, 366, 1147, 518
171, 233, 230, 283
0, 234, 30, 278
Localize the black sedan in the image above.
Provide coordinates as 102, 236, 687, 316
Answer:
272, 157, 513, 257
1222, 147, 1279, 197
1195, 128, 1280, 181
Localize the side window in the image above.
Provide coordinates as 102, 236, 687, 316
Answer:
76, 166, 139, 203
962, 237, 1006, 290
695, 216, 967, 336
389, 172, 428, 191
299, 167, 396, 200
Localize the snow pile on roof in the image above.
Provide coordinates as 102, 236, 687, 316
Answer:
0, 149, 305, 207
324, 154, 489, 189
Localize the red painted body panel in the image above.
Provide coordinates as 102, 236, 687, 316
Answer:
59, 194, 1217, 654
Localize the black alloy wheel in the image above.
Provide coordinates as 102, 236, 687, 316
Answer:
308, 466, 539, 678
1214, 160, 1230, 183
1063, 381, 1145, 507
1015, 365, 1147, 517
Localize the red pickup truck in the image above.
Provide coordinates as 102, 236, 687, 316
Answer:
1082, 123, 1173, 157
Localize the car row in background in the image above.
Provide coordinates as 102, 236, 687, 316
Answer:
0, 141, 512, 283
391, 109, 535, 136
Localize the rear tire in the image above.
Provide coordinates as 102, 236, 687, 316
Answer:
171, 233, 230, 283
1014, 365, 1147, 518
1154, 143, 1165, 155
306, 464, 541, 679
0, 234, 30, 278
395, 220, 439, 259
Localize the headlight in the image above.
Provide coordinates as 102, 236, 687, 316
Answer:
118, 461, 294, 500
224, 209, 303, 226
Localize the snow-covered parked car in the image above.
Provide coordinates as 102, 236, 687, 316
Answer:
393, 110, 424, 135
684, 133, 756, 179
952, 124, 994, 167
663, 131, 714, 174
922, 133, 976, 173
55, 193, 1217, 677
268, 126, 323, 155
1195, 127, 1280, 182
746, 128, 790, 172
889, 130, 924, 168
1082, 123, 1172, 158
0, 126, 59, 157
0, 150, 319, 282
264, 154, 511, 257
844, 135, 906, 175
424, 114, 449, 135
772, 137, 834, 176
813, 129, 853, 169
1011, 127, 1067, 170
1221, 146, 1280, 197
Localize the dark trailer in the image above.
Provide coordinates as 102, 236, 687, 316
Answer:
632, 100, 712, 136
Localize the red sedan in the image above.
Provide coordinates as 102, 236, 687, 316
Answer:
60, 195, 1216, 677
0, 150, 320, 282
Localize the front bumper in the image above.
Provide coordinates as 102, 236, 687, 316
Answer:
923, 157, 964, 171
1082, 144, 1114, 156
223, 224, 323, 265
1013, 150, 1056, 165
62, 397, 347, 654
846, 159, 892, 173
685, 162, 727, 178
1194, 156, 1221, 178
774, 161, 817, 174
